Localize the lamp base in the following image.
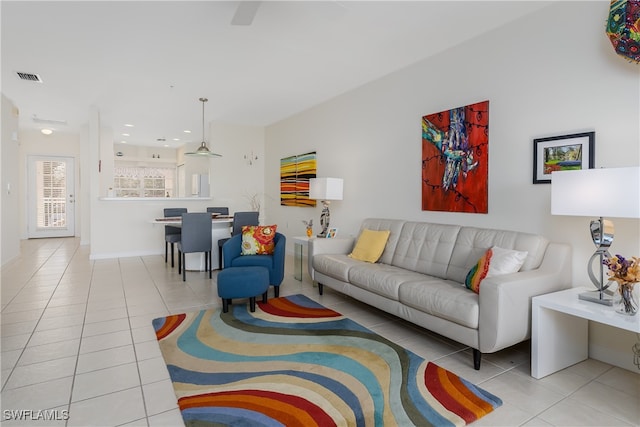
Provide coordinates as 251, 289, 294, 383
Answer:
578, 290, 614, 306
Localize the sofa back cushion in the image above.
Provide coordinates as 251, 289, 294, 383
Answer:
390, 222, 461, 279
446, 227, 549, 284
360, 218, 406, 265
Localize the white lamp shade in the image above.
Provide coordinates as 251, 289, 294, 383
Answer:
551, 167, 640, 218
309, 177, 343, 201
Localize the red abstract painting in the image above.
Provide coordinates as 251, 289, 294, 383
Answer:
421, 100, 489, 213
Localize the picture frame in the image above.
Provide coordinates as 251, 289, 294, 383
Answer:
326, 228, 338, 238
533, 131, 594, 184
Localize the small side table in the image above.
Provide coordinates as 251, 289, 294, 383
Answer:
292, 236, 311, 281
531, 286, 640, 379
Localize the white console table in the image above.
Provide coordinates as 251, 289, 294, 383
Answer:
531, 286, 640, 379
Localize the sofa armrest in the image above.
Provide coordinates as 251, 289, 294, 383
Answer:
308, 237, 355, 280
478, 242, 572, 353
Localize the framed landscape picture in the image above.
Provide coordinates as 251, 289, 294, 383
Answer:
533, 132, 594, 184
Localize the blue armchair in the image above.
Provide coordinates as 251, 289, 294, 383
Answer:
222, 232, 286, 297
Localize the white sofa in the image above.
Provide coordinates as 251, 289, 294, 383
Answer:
309, 218, 572, 369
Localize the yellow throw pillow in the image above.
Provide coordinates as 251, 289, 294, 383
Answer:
348, 229, 391, 263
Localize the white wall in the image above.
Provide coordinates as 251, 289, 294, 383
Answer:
1, 95, 21, 266
265, 2, 640, 371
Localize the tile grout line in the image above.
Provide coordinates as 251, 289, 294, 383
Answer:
65, 244, 94, 427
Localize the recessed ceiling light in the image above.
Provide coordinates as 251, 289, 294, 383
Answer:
122, 133, 130, 137
124, 124, 134, 127
173, 138, 180, 141
183, 130, 191, 134
164, 145, 169, 147
41, 128, 53, 135
121, 140, 127, 144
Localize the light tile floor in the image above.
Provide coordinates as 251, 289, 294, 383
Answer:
1, 237, 638, 426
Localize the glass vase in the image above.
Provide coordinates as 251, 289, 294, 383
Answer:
614, 283, 638, 316
306, 227, 313, 238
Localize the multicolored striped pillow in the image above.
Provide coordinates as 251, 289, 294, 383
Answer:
465, 246, 528, 293
465, 248, 493, 293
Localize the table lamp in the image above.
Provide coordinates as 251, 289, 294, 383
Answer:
551, 166, 640, 305
309, 177, 343, 238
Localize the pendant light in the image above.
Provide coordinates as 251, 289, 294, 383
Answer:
185, 97, 222, 157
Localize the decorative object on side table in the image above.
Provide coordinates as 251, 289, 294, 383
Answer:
551, 166, 640, 305
604, 254, 639, 315
309, 177, 343, 238
302, 219, 313, 237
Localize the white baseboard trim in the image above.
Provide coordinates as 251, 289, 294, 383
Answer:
89, 249, 162, 260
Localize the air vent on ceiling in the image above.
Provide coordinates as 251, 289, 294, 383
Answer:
32, 115, 67, 126
16, 71, 43, 82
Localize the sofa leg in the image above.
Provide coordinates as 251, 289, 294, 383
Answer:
318, 283, 323, 295
222, 299, 229, 313
262, 292, 268, 303
249, 297, 256, 312
473, 349, 481, 370
274, 286, 279, 298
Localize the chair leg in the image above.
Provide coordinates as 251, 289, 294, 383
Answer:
171, 243, 175, 268
165, 241, 168, 263
249, 297, 256, 312
209, 251, 212, 278
262, 292, 268, 303
178, 249, 182, 273
318, 283, 323, 295
222, 298, 229, 313
274, 286, 279, 298
182, 253, 186, 282
204, 252, 208, 274
219, 249, 223, 270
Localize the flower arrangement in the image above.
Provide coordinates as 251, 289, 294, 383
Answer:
603, 254, 640, 285
603, 254, 639, 315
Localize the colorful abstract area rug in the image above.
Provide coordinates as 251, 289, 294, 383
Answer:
152, 294, 502, 426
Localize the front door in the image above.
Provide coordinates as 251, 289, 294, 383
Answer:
27, 156, 75, 238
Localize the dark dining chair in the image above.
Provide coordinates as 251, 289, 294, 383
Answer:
206, 207, 229, 215
164, 208, 187, 268
217, 211, 259, 269
177, 213, 212, 282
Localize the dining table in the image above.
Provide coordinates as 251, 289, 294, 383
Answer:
151, 214, 233, 271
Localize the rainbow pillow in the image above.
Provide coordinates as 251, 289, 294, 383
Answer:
465, 246, 528, 294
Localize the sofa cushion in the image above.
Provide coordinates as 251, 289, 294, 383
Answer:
465, 246, 528, 293
399, 280, 479, 329
349, 229, 391, 263
390, 222, 461, 279
446, 227, 548, 284
313, 254, 362, 282
348, 263, 429, 301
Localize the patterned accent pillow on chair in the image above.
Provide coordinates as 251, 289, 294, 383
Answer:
241, 225, 278, 255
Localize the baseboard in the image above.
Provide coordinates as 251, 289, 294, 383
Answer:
89, 249, 162, 260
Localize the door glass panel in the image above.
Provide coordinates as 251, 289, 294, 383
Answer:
36, 160, 67, 229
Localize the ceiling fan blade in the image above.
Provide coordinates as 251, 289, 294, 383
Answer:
231, 1, 261, 26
